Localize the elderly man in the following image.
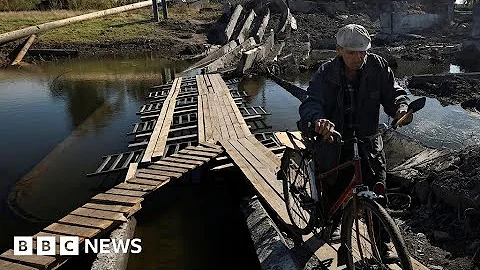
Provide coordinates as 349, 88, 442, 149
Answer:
299, 24, 411, 259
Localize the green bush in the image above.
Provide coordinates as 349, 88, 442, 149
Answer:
0, 0, 39, 11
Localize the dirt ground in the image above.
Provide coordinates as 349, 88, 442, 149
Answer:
394, 145, 480, 269
272, 1, 471, 75
409, 75, 480, 112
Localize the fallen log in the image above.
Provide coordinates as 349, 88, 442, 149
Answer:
10, 34, 36, 66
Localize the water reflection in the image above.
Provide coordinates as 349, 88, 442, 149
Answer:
239, 77, 301, 132
387, 97, 480, 149
0, 56, 260, 270
277, 65, 480, 150
0, 56, 190, 254
127, 185, 261, 270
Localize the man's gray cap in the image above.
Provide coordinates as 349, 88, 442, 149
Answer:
336, 24, 371, 51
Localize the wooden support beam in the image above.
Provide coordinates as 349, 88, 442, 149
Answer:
152, 0, 159, 22
10, 35, 36, 66
161, 0, 168, 20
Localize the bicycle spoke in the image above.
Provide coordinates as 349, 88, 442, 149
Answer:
282, 149, 316, 234
348, 205, 399, 269
290, 162, 311, 224
367, 210, 382, 261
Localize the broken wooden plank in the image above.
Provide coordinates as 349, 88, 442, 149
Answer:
59, 215, 115, 230
0, 258, 39, 270
151, 160, 196, 169
162, 156, 204, 166
170, 153, 210, 162
135, 172, 171, 181
221, 139, 290, 225
91, 193, 143, 206
140, 165, 188, 174
136, 168, 183, 179
179, 148, 219, 158
142, 78, 181, 163
82, 203, 135, 215
152, 77, 183, 159
43, 223, 100, 238
105, 188, 147, 198
0, 250, 56, 270
199, 141, 222, 150
115, 182, 155, 192
126, 177, 164, 186
197, 93, 205, 143
70, 208, 127, 222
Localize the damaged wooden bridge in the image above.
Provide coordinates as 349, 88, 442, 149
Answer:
0, 74, 427, 270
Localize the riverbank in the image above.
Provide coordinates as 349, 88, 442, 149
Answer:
0, 3, 223, 66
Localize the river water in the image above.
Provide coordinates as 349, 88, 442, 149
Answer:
0, 55, 479, 269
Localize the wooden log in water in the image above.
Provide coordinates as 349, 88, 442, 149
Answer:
27, 48, 78, 57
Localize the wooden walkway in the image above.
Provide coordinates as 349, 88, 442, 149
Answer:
0, 73, 427, 270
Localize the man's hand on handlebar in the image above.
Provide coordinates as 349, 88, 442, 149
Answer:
394, 106, 413, 127
314, 119, 335, 143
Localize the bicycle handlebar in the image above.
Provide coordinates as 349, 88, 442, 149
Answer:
307, 121, 343, 144
391, 109, 413, 129
302, 96, 426, 144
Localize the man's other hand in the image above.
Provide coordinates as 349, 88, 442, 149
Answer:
394, 107, 413, 127
314, 119, 335, 143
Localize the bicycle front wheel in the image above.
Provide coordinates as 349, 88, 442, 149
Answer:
340, 196, 413, 270
280, 148, 316, 235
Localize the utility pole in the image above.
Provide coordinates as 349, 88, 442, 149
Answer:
161, 0, 168, 20
152, 0, 159, 22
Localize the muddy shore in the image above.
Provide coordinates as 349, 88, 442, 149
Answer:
409, 74, 480, 112
0, 5, 223, 66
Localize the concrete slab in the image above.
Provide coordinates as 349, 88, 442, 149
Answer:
205, 37, 256, 72
240, 196, 300, 270
225, 5, 243, 43
238, 10, 256, 44
91, 217, 137, 270
255, 9, 270, 43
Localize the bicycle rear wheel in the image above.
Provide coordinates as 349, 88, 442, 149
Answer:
340, 196, 413, 270
280, 148, 316, 235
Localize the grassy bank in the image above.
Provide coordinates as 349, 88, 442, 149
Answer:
0, 0, 139, 11
0, 3, 222, 44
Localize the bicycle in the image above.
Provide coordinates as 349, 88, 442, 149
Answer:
277, 97, 426, 269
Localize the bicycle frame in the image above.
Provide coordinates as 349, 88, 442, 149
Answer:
316, 137, 365, 219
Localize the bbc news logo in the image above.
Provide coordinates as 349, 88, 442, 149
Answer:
14, 236, 142, 256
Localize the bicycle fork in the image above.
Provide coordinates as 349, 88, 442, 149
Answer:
306, 159, 319, 202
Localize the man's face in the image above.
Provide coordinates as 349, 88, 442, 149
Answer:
336, 47, 367, 70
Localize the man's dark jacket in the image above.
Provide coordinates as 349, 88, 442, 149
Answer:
299, 53, 409, 183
